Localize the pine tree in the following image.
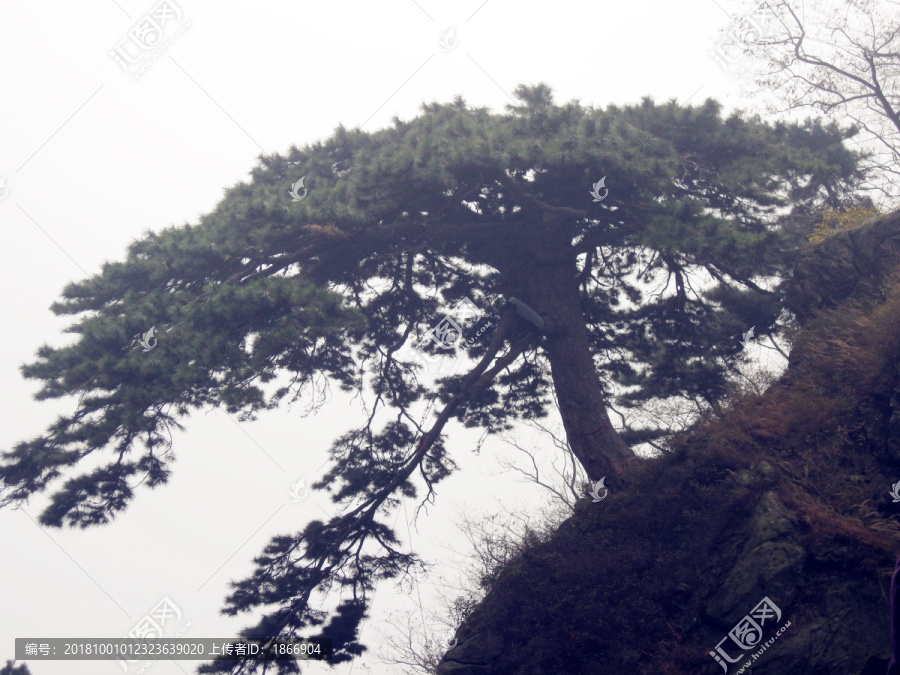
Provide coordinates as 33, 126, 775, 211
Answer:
0, 85, 864, 671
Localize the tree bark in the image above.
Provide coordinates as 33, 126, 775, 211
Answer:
519, 262, 634, 483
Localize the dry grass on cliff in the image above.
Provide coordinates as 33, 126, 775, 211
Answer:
434, 263, 900, 674
692, 268, 900, 556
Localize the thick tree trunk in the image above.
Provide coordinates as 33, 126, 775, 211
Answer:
515, 260, 634, 484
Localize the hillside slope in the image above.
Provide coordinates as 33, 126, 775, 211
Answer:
437, 210, 900, 674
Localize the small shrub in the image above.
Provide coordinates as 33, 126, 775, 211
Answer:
808, 206, 881, 245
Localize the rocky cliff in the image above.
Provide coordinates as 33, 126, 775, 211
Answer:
437, 210, 900, 674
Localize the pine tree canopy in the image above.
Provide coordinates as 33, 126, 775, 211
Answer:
0, 84, 865, 671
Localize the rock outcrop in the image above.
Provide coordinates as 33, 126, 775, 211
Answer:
437, 211, 900, 674
785, 210, 900, 323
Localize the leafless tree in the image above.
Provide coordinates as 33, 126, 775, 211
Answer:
376, 607, 462, 675
716, 0, 900, 204
495, 419, 587, 513
377, 502, 564, 674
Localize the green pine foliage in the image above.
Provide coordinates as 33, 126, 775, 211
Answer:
0, 662, 31, 675
0, 84, 867, 671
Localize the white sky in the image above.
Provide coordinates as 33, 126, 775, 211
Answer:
0, 1, 768, 673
